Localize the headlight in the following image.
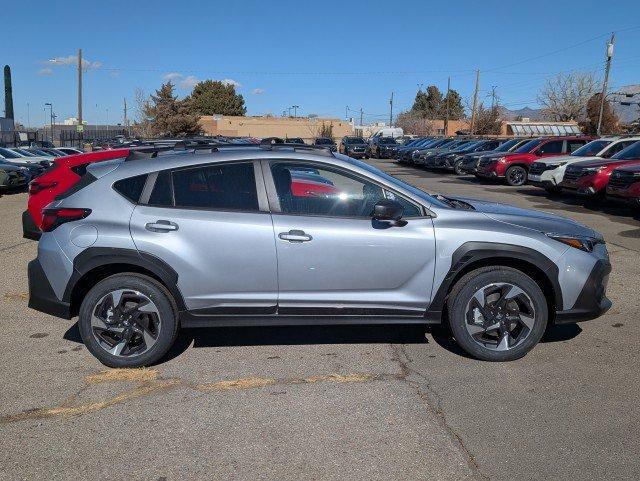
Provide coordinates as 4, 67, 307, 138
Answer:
548, 161, 568, 168
547, 233, 604, 252
496, 156, 506, 163
582, 166, 605, 174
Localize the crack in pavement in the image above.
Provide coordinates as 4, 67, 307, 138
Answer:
389, 344, 489, 481
0, 369, 391, 425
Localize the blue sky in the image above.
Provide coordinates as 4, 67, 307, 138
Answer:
2, 0, 639, 127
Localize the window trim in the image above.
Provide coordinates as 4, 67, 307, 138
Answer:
140, 159, 269, 214
261, 159, 429, 219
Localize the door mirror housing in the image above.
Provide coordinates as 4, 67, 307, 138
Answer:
373, 199, 404, 221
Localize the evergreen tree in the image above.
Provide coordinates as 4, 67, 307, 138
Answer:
580, 93, 619, 135
441, 89, 465, 120
187, 80, 246, 116
145, 82, 201, 137
411, 85, 443, 119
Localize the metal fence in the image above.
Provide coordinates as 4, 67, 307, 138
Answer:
58, 128, 129, 147
0, 130, 42, 147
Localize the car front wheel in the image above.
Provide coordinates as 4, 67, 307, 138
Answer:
446, 266, 548, 361
78, 273, 179, 368
505, 165, 528, 186
453, 160, 465, 175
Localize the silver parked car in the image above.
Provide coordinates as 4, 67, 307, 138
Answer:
28, 143, 612, 367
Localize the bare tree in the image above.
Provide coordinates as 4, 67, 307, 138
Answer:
396, 110, 436, 135
131, 87, 154, 138
537, 72, 598, 122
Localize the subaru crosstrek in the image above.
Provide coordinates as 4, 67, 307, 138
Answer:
28, 143, 612, 367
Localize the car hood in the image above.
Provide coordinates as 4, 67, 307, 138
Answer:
571, 158, 640, 168
535, 154, 600, 165
450, 196, 601, 239
0, 162, 26, 172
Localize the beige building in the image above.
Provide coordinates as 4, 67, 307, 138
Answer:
199, 115, 353, 142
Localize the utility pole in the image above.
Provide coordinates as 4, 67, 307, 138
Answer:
444, 76, 451, 136
490, 85, 498, 109
292, 105, 299, 118
77, 49, 83, 147
597, 33, 615, 136
389, 92, 394, 127
469, 69, 480, 135
27, 102, 30, 129
123, 97, 128, 137
345, 105, 349, 120
359, 107, 363, 127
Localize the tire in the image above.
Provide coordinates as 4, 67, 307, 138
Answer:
78, 273, 179, 368
453, 160, 465, 176
505, 165, 527, 186
446, 266, 548, 362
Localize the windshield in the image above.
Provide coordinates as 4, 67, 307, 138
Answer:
515, 138, 543, 153
315, 138, 333, 145
344, 137, 365, 144
380, 137, 397, 144
0, 147, 21, 159
13, 148, 37, 157
612, 141, 640, 160
494, 139, 520, 152
571, 140, 611, 157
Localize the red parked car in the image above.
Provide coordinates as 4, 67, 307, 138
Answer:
560, 141, 640, 197
23, 149, 131, 239
607, 163, 640, 207
475, 136, 593, 186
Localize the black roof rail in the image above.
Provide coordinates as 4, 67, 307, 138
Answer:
259, 137, 335, 156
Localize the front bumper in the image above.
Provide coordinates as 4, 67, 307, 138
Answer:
22, 210, 41, 240
28, 258, 72, 319
555, 259, 612, 323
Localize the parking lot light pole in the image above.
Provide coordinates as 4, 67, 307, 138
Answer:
44, 102, 53, 143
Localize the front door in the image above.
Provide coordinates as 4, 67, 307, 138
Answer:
129, 161, 278, 314
264, 160, 436, 316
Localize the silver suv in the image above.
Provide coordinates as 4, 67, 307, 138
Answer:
28, 143, 612, 367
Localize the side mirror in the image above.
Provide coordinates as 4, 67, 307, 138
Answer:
373, 199, 404, 222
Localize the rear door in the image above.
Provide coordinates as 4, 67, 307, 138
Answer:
536, 139, 564, 158
264, 159, 436, 316
129, 160, 278, 314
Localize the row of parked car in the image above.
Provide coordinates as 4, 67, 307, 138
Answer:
0, 145, 83, 192
389, 135, 640, 209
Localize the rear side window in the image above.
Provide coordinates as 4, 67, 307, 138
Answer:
146, 162, 259, 211
172, 162, 258, 211
113, 174, 148, 203
567, 140, 587, 153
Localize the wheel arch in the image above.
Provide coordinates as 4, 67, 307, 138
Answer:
63, 248, 186, 318
426, 242, 562, 323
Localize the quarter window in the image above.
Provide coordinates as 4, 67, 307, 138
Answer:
270, 162, 421, 218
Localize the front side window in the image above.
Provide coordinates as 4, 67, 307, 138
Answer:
270, 162, 421, 218
538, 140, 564, 155
147, 162, 258, 211
602, 140, 635, 158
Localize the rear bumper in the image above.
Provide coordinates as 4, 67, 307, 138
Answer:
22, 210, 41, 240
28, 259, 72, 319
555, 260, 612, 323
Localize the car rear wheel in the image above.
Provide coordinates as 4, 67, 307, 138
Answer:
505, 166, 528, 186
453, 160, 465, 175
446, 266, 548, 361
78, 273, 179, 368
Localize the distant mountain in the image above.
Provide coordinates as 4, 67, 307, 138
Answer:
611, 85, 640, 124
498, 106, 545, 121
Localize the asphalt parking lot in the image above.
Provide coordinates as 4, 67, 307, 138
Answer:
1, 159, 639, 481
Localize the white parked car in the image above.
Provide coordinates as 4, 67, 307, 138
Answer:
528, 136, 640, 193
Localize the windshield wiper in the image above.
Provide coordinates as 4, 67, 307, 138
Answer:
434, 195, 475, 210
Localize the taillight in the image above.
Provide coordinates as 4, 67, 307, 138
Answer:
41, 208, 91, 232
29, 180, 58, 195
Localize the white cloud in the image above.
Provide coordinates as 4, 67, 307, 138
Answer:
163, 72, 182, 81
222, 78, 241, 87
179, 75, 200, 89
252, 88, 265, 95
47, 55, 101, 70
37, 68, 53, 76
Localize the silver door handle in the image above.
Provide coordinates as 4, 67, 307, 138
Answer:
145, 220, 179, 232
278, 230, 312, 242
